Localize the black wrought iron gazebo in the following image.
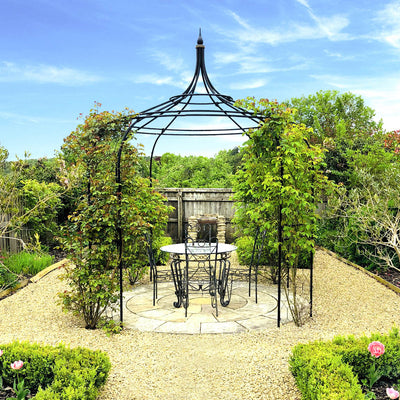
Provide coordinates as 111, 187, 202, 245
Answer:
116, 29, 264, 181
115, 30, 313, 328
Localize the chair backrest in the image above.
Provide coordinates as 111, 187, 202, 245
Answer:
184, 220, 218, 260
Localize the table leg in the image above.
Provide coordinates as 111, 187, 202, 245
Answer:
219, 258, 232, 307
170, 257, 183, 308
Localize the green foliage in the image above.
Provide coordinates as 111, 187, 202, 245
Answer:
2, 251, 54, 276
322, 140, 400, 272
232, 98, 335, 325
289, 90, 384, 188
289, 90, 400, 273
290, 328, 400, 399
153, 235, 173, 265
0, 251, 54, 291
19, 179, 63, 246
0, 341, 110, 400
235, 235, 279, 283
0, 145, 64, 250
0, 146, 26, 237
151, 148, 241, 188
58, 104, 172, 329
17, 157, 61, 185
289, 90, 382, 145
0, 261, 18, 291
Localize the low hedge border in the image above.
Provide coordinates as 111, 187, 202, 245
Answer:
290, 328, 400, 399
0, 341, 110, 399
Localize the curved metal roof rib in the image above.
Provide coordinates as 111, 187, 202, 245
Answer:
129, 29, 264, 137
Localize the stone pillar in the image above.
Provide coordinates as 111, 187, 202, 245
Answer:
187, 216, 198, 242
217, 215, 226, 244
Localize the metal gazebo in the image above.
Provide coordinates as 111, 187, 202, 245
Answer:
115, 30, 312, 328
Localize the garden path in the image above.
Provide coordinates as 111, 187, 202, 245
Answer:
1, 250, 400, 399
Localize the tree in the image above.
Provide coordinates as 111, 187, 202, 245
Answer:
58, 104, 171, 329
151, 149, 241, 188
288, 90, 384, 187
0, 146, 63, 250
327, 142, 400, 272
233, 98, 334, 325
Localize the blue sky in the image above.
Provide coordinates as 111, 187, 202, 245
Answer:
1, 0, 399, 160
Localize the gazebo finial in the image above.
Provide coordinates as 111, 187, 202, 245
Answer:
197, 28, 203, 45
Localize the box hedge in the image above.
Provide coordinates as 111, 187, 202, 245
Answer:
0, 341, 110, 399
290, 328, 400, 399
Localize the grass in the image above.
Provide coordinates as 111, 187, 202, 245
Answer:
4, 251, 54, 276
0, 251, 54, 290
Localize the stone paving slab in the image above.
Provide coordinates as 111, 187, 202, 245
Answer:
120, 281, 294, 334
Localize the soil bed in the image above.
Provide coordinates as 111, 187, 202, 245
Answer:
367, 379, 399, 400
376, 268, 400, 290
0, 388, 34, 399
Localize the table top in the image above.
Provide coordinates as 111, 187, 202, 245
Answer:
160, 242, 237, 255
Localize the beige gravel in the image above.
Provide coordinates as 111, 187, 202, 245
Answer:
1, 250, 400, 400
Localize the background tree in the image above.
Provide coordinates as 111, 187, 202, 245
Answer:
0, 145, 63, 250
151, 148, 241, 188
58, 105, 171, 329
288, 90, 400, 274
325, 141, 400, 272
288, 90, 384, 187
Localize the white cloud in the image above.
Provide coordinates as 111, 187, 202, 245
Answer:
295, 0, 311, 8
132, 73, 190, 89
222, 6, 350, 47
214, 51, 308, 75
0, 110, 72, 125
0, 61, 101, 85
376, 1, 400, 49
230, 79, 268, 90
323, 49, 355, 60
149, 50, 187, 73
296, 1, 349, 40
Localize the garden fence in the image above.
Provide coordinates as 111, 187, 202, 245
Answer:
159, 188, 235, 243
0, 214, 30, 253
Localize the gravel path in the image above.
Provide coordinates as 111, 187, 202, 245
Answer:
1, 250, 400, 400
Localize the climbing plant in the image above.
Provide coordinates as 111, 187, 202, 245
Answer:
59, 103, 171, 329
233, 98, 335, 325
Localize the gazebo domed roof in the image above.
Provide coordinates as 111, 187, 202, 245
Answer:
128, 29, 264, 137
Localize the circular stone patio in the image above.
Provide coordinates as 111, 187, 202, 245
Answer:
120, 281, 294, 334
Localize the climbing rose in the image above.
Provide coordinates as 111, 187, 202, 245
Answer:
0, 349, 2, 356
368, 341, 385, 358
386, 387, 400, 399
10, 360, 24, 370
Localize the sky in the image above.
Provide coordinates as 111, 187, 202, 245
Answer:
1, 0, 400, 160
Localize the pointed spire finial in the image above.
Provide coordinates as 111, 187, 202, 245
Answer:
197, 28, 203, 45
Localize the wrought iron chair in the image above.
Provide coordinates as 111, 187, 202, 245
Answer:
179, 219, 219, 317
145, 233, 171, 306
218, 228, 267, 306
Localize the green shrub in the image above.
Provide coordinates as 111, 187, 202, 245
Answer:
290, 328, 400, 399
0, 261, 18, 290
153, 235, 173, 265
0, 341, 110, 399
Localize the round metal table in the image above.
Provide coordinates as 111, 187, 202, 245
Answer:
160, 242, 237, 313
